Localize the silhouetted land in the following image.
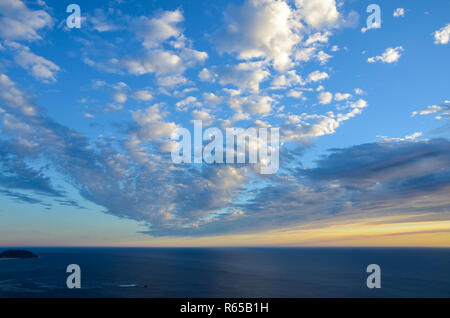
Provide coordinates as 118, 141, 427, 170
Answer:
0, 249, 38, 259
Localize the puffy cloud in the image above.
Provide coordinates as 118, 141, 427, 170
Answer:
87, 8, 121, 32
2, 41, 60, 82
287, 89, 305, 99
393, 8, 405, 18
318, 91, 332, 104
176, 96, 201, 111
113, 92, 127, 103
203, 93, 222, 106
304, 31, 330, 46
413, 105, 444, 115
131, 104, 179, 142
0, 0, 52, 41
294, 0, 339, 29
242, 95, 273, 115
218, 62, 270, 92
227, 95, 274, 116
367, 46, 404, 64
282, 98, 368, 141
157, 75, 189, 88
412, 103, 450, 120
123, 50, 183, 75
294, 46, 317, 62
0, 74, 37, 116
316, 50, 332, 64
217, 0, 300, 72
198, 68, 217, 82
83, 9, 207, 90
14, 49, 59, 82
350, 99, 368, 109
270, 70, 304, 89
191, 109, 215, 126
334, 92, 352, 101
307, 70, 329, 82
132, 9, 184, 49
215, 0, 346, 73
354, 88, 365, 95
132, 90, 153, 101
434, 23, 450, 45
0, 2, 58, 83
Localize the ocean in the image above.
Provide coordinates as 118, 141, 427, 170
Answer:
0, 247, 449, 297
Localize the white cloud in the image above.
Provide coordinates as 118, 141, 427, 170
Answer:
157, 75, 189, 88
203, 93, 222, 106
217, 0, 301, 72
132, 9, 184, 49
83, 112, 95, 119
287, 89, 305, 99
294, 47, 316, 63
334, 92, 352, 101
218, 62, 270, 92
228, 95, 274, 116
271, 70, 304, 89
367, 46, 404, 64
354, 88, 365, 95
198, 68, 217, 82
132, 90, 153, 101
132, 104, 179, 141
307, 70, 329, 82
414, 105, 443, 115
0, 73, 37, 116
123, 50, 182, 75
378, 132, 423, 142
411, 104, 450, 120
304, 31, 330, 46
92, 9, 207, 89
434, 23, 450, 45
405, 132, 422, 140
294, 0, 339, 29
88, 8, 121, 32
191, 109, 214, 126
350, 99, 368, 109
317, 51, 332, 64
0, 0, 53, 41
113, 92, 127, 103
11, 44, 60, 82
176, 96, 201, 111
393, 8, 405, 18
318, 91, 333, 104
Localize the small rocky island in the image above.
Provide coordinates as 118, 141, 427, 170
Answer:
0, 249, 38, 259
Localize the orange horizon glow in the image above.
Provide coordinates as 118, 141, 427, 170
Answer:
3, 214, 450, 248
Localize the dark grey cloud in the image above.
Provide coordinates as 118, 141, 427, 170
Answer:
157, 139, 450, 237
0, 142, 64, 197
0, 189, 44, 205
303, 139, 450, 184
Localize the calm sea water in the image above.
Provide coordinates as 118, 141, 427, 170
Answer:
0, 247, 449, 297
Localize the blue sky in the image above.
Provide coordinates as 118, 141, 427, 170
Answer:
0, 0, 449, 246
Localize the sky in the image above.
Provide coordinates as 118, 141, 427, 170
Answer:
0, 0, 449, 247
